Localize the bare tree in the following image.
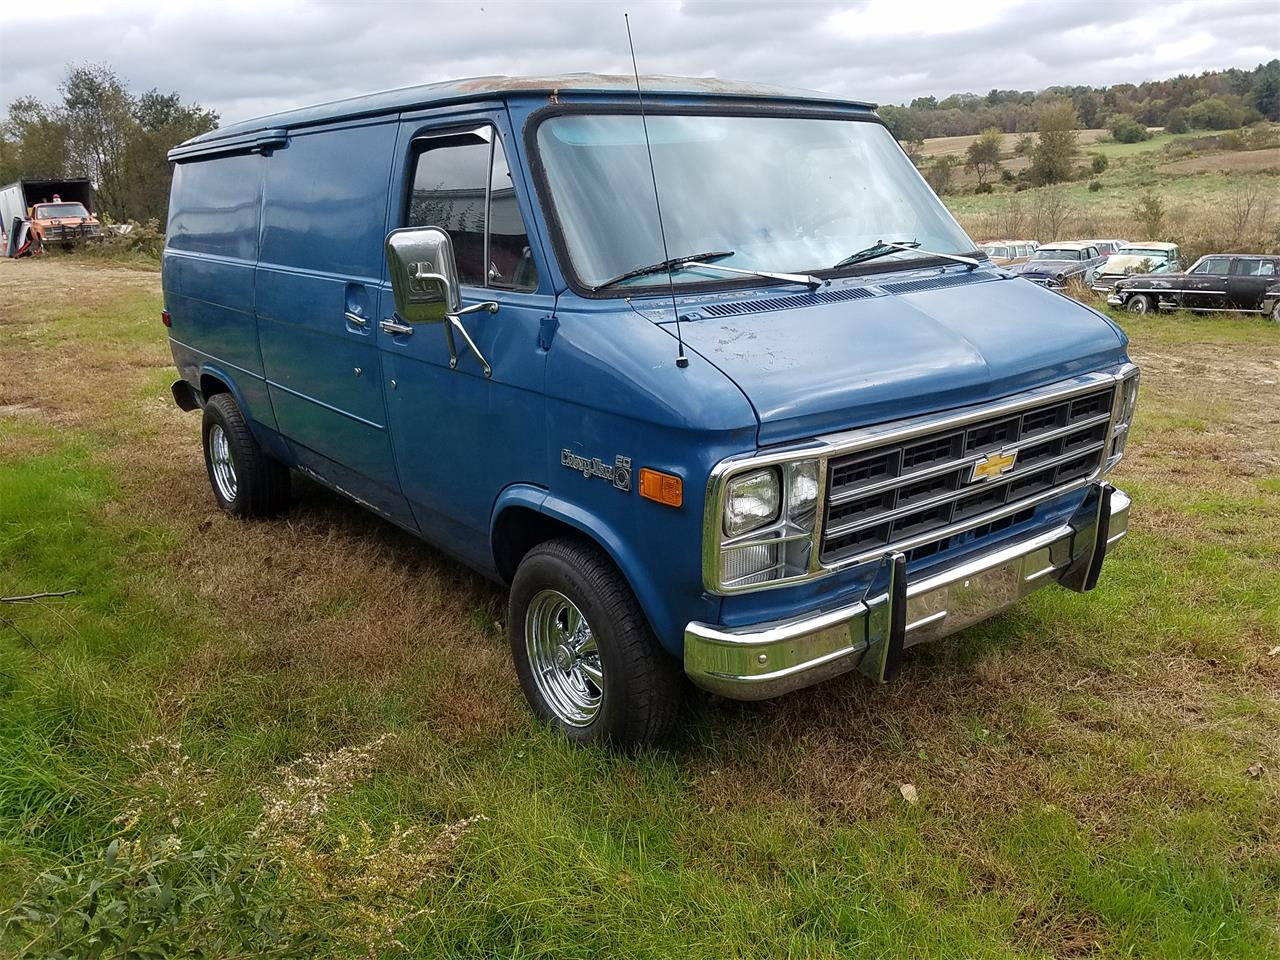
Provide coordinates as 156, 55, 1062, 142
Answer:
994, 195, 1028, 239
1220, 178, 1274, 247
1030, 187, 1074, 241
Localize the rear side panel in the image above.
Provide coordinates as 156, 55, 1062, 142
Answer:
255, 119, 410, 523
164, 153, 277, 431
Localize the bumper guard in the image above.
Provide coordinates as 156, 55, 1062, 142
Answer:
684, 482, 1129, 699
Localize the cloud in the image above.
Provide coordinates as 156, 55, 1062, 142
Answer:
1, 0, 1275, 126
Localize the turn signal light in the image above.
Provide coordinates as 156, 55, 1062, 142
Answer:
161, 309, 171, 328
639, 468, 683, 508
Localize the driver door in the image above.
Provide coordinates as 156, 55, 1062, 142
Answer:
374, 112, 555, 568
1182, 256, 1232, 311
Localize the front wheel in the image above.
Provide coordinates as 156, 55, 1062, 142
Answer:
509, 538, 682, 747
1126, 294, 1153, 315
1271, 300, 1280, 323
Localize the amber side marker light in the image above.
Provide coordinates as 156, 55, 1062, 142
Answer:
638, 468, 683, 508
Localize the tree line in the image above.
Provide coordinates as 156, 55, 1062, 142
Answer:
0, 64, 217, 225
881, 60, 1280, 141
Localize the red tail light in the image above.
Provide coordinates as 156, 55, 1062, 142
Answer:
161, 309, 171, 328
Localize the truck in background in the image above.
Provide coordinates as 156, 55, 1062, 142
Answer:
0, 178, 101, 256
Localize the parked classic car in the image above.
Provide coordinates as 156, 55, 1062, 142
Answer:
1091, 242, 1181, 293
1088, 239, 1129, 257
1013, 241, 1107, 287
979, 240, 1036, 266
1107, 254, 1280, 318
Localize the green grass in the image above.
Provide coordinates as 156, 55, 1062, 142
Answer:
1, 275, 1278, 957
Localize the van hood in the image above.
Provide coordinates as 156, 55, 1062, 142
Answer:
668, 272, 1127, 444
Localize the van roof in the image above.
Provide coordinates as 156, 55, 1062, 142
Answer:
172, 74, 874, 158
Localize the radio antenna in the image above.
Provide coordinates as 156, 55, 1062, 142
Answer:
625, 13, 689, 369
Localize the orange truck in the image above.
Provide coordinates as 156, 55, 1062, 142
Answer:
0, 178, 102, 256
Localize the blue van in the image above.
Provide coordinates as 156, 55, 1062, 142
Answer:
164, 75, 1138, 745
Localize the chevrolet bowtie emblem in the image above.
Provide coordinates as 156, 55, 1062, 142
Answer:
971, 450, 1018, 482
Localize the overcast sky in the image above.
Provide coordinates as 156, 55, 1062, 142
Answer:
2, 0, 1277, 127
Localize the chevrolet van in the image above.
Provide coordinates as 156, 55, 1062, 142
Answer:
164, 75, 1138, 745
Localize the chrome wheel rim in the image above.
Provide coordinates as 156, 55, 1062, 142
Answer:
525, 589, 603, 727
208, 424, 238, 502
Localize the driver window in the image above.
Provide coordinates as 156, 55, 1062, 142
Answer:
407, 130, 539, 291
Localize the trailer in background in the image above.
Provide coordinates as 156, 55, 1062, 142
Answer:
0, 179, 101, 256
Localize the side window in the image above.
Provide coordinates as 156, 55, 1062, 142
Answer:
1192, 257, 1229, 276
1236, 258, 1275, 277
407, 129, 539, 291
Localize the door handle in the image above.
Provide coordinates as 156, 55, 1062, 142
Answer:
379, 318, 413, 336
344, 310, 367, 327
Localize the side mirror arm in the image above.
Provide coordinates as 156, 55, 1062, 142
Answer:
444, 301, 499, 377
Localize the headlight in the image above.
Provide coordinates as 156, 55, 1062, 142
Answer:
724, 468, 780, 538
1104, 367, 1140, 472
713, 458, 821, 590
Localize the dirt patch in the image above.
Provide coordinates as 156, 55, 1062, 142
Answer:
1160, 146, 1280, 175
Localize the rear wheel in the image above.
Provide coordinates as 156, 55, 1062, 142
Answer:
509, 537, 682, 747
201, 393, 290, 518
1126, 294, 1153, 315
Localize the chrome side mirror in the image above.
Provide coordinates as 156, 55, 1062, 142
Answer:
386, 226, 460, 324
383, 225, 500, 377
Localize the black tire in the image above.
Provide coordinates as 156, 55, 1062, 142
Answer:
1271, 301, 1280, 324
201, 393, 290, 518
1126, 294, 1153, 315
508, 537, 682, 747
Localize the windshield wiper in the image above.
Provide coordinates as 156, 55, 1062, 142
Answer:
832, 240, 980, 271
592, 250, 734, 291
680, 259, 823, 290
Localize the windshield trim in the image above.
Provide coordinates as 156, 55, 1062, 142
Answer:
523, 102, 983, 300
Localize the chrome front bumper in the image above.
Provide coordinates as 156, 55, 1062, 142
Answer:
685, 483, 1129, 699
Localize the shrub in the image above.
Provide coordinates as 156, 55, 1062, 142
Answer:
1089, 180, 1103, 192
1185, 96, 1245, 131
1165, 108, 1189, 134
1245, 122, 1280, 149
924, 155, 956, 195
974, 181, 994, 194
4, 736, 487, 959
78, 219, 165, 262
1219, 130, 1245, 151
1000, 169, 1015, 184
1131, 192, 1166, 238
3, 836, 324, 959
1108, 115, 1151, 143
1090, 153, 1109, 174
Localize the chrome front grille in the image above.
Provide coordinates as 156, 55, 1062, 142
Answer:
819, 384, 1116, 565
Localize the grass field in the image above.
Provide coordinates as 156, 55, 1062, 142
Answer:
1, 259, 1278, 957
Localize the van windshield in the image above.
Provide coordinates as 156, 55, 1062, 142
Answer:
535, 113, 976, 291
